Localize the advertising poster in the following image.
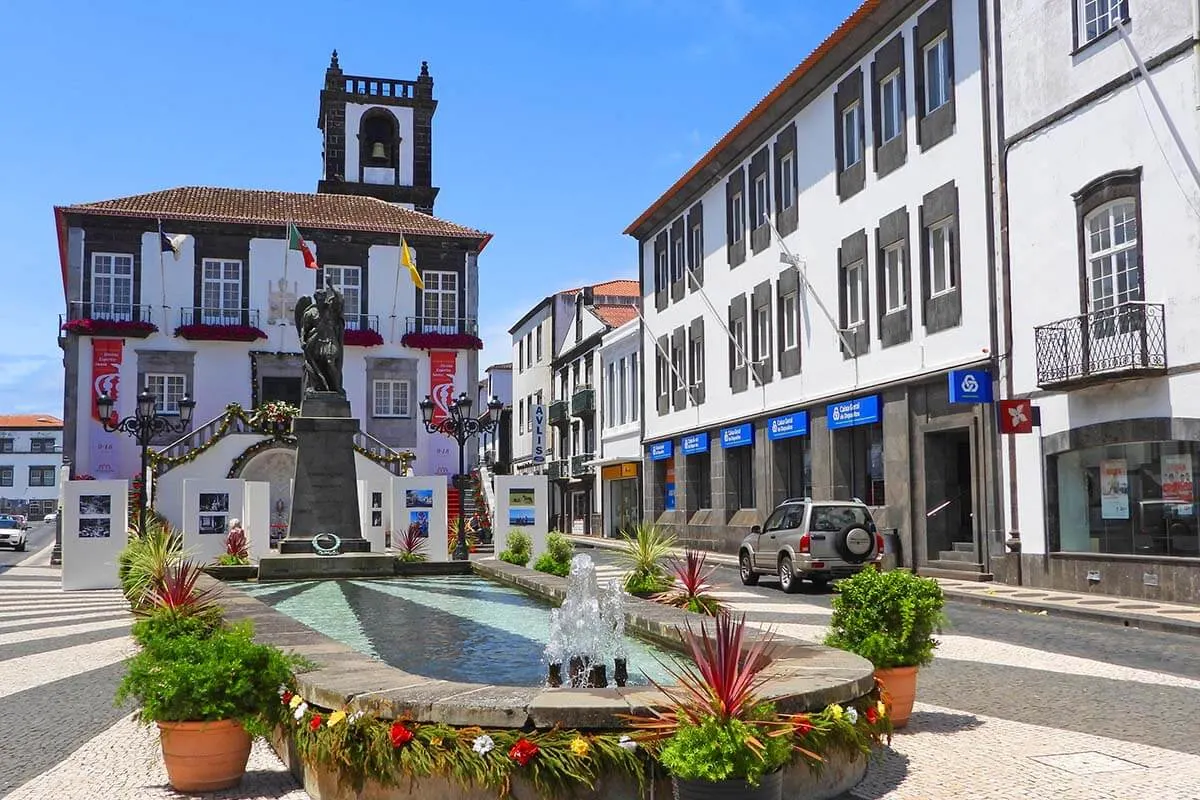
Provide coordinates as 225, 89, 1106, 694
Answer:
1100, 459, 1129, 520
409, 510, 430, 538
508, 489, 535, 507
1162, 454, 1194, 504
90, 339, 124, 478
429, 350, 457, 425
406, 489, 434, 508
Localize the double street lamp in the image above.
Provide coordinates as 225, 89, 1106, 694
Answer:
97, 388, 195, 535
420, 391, 504, 560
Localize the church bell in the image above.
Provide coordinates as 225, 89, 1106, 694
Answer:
371, 141, 387, 160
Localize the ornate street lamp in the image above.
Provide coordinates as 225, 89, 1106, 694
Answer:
420, 391, 505, 560
97, 387, 196, 535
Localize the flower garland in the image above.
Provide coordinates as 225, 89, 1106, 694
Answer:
61, 318, 158, 337
352, 443, 416, 473
174, 323, 267, 342
344, 329, 385, 347
225, 439, 296, 479
400, 331, 484, 351
278, 684, 890, 797
249, 401, 299, 427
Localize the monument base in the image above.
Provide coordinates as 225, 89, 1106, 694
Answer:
258, 553, 396, 581
278, 537, 372, 555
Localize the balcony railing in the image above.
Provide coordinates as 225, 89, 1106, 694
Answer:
548, 399, 569, 426
571, 454, 595, 477
1034, 302, 1166, 390
346, 314, 381, 333
405, 316, 479, 336
66, 301, 154, 324
571, 386, 596, 417
547, 460, 569, 481
342, 74, 418, 99
180, 307, 260, 328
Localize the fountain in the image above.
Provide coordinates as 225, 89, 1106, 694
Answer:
544, 554, 630, 688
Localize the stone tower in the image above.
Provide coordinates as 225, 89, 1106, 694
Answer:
316, 50, 439, 214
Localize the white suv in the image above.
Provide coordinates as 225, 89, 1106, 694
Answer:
738, 498, 881, 592
0, 518, 27, 552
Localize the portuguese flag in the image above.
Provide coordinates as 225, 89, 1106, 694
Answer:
287, 223, 319, 270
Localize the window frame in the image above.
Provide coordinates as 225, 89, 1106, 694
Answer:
372, 379, 411, 418
323, 264, 363, 317
630, 353, 640, 421
730, 191, 745, 244
752, 172, 769, 229
0, 466, 12, 487
144, 373, 187, 416
421, 269, 458, 325
1077, 0, 1129, 49
732, 317, 747, 369
90, 252, 135, 319
781, 291, 798, 351
753, 306, 770, 364
883, 242, 907, 313
928, 216, 957, 297
689, 334, 705, 389
842, 101, 863, 168
844, 260, 866, 327
672, 235, 685, 283
779, 152, 796, 211
200, 258, 244, 324
657, 248, 670, 291
924, 33, 951, 115
1084, 198, 1142, 314
28, 466, 57, 488
880, 68, 904, 144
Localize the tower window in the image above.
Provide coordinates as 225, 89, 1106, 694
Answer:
360, 110, 398, 168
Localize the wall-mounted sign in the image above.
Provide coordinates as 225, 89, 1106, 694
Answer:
721, 423, 753, 448
681, 432, 710, 455
767, 411, 808, 441
826, 395, 881, 430
648, 441, 673, 461
531, 403, 546, 464
998, 400, 1035, 434
948, 369, 994, 404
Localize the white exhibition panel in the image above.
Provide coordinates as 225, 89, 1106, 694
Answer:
494, 474, 549, 561
181, 479, 246, 565
62, 479, 129, 591
242, 481, 272, 562
357, 479, 389, 553
391, 477, 448, 561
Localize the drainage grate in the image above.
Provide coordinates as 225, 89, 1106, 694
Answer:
1030, 751, 1147, 775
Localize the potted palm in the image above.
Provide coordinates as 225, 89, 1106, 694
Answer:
617, 523, 676, 597
824, 567, 945, 727
628, 613, 792, 800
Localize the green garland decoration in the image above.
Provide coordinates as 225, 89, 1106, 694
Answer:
150, 402, 296, 476
226, 439, 297, 479
353, 443, 416, 474
280, 685, 891, 798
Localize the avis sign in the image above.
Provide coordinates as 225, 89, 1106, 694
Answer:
532, 404, 546, 464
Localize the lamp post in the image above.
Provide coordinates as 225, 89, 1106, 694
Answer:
97, 388, 195, 535
419, 391, 504, 560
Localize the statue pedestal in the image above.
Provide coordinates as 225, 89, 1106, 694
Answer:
278, 392, 370, 554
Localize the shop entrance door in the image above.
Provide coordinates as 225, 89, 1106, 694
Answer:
924, 428, 976, 565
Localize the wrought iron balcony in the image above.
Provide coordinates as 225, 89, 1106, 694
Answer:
548, 399, 569, 426
571, 453, 595, 476
179, 307, 260, 328
547, 460, 569, 480
1034, 302, 1166, 391
405, 316, 479, 336
65, 301, 154, 324
571, 386, 596, 417
346, 314, 381, 332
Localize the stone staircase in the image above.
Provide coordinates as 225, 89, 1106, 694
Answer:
921, 541, 994, 582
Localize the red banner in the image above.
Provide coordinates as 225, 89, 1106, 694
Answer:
91, 339, 123, 421
429, 350, 457, 424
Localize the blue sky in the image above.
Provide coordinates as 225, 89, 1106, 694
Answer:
0, 0, 860, 416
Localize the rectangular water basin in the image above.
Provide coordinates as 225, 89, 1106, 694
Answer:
240, 575, 681, 687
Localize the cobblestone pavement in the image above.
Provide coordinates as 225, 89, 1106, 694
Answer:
6, 552, 1200, 800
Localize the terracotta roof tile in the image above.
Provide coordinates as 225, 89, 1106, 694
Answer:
58, 186, 490, 242
591, 279, 639, 296
593, 304, 638, 328
0, 414, 63, 429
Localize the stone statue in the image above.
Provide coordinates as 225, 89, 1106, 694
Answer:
294, 281, 346, 395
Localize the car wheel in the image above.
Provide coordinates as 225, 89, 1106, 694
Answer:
779, 555, 800, 594
16, 541, 26, 552
739, 553, 760, 586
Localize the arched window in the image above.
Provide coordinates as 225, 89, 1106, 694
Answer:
359, 109, 398, 168
1084, 199, 1140, 314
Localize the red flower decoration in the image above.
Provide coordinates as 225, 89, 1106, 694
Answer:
174, 323, 267, 342
508, 738, 539, 766
345, 328, 385, 347
281, 690, 294, 705
866, 706, 879, 725
309, 715, 322, 731
61, 318, 158, 338
400, 331, 484, 351
389, 722, 414, 748
794, 716, 813, 736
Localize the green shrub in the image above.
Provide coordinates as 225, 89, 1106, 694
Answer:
118, 521, 185, 610
824, 568, 946, 669
117, 613, 303, 738
532, 533, 573, 577
658, 711, 792, 785
498, 530, 532, 567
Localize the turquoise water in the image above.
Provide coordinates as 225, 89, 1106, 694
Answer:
240, 575, 681, 686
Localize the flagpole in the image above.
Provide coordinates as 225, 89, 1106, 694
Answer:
156, 219, 168, 327
389, 235, 402, 343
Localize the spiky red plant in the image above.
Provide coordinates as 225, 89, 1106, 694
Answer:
654, 549, 725, 616
397, 523, 427, 561
224, 527, 249, 559
144, 559, 220, 618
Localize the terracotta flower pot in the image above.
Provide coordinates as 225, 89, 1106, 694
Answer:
157, 719, 252, 792
673, 769, 783, 800
874, 665, 919, 728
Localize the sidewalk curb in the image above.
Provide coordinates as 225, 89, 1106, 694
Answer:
566, 535, 1200, 637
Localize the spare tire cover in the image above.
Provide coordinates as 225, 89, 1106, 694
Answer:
835, 524, 874, 563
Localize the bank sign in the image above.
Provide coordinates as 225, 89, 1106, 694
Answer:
947, 369, 994, 404
827, 395, 881, 430
767, 411, 808, 441
681, 432, 709, 455
648, 441, 673, 461
720, 423, 753, 448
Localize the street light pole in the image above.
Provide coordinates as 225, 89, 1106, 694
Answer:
420, 392, 504, 561
97, 387, 195, 535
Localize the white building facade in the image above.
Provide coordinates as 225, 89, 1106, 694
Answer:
1000, 0, 1200, 600
477, 363, 513, 470
508, 295, 569, 477
627, 0, 1004, 572
596, 319, 642, 538
0, 415, 64, 519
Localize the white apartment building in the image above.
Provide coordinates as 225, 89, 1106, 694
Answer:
0, 415, 64, 519
627, 0, 1004, 573
999, 0, 1200, 600
509, 295, 574, 478
595, 319, 642, 538
477, 362, 512, 471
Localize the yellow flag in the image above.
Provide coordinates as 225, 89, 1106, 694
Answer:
401, 236, 423, 290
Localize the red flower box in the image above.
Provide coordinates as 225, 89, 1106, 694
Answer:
174, 323, 267, 342
61, 318, 157, 338
345, 328, 384, 347
400, 331, 484, 351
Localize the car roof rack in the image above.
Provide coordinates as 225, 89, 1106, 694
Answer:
782, 497, 812, 504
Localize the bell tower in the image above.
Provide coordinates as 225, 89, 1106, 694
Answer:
317, 50, 440, 213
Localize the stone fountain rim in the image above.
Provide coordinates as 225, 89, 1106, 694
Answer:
202, 564, 875, 731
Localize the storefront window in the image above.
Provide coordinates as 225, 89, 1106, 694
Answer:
607, 478, 641, 538
776, 437, 812, 500
837, 423, 885, 505
687, 451, 712, 510
728, 447, 755, 510
1051, 440, 1200, 557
